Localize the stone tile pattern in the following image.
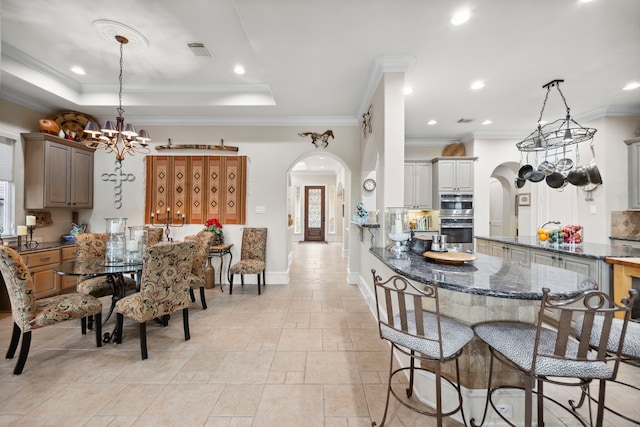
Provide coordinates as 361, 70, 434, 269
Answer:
612, 210, 640, 239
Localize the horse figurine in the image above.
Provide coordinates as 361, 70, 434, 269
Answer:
298, 130, 334, 148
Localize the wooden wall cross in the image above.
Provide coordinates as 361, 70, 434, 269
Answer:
101, 161, 136, 209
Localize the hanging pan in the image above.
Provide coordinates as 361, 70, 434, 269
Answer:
515, 177, 526, 189
555, 145, 574, 172
546, 172, 565, 189
585, 142, 603, 185
518, 152, 534, 179
528, 171, 545, 183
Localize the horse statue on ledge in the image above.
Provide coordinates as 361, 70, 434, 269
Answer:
298, 130, 334, 149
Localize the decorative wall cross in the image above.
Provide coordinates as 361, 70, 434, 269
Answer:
102, 161, 136, 209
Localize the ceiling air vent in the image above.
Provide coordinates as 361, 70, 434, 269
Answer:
187, 42, 213, 57
457, 118, 475, 124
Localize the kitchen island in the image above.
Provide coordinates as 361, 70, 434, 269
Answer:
475, 235, 640, 297
367, 247, 599, 424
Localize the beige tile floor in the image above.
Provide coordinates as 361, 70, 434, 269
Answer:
0, 242, 637, 426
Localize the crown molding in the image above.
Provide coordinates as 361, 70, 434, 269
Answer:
355, 55, 416, 117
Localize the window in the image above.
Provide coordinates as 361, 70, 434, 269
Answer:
0, 137, 15, 236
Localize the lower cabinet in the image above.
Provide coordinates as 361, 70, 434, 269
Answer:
22, 246, 77, 299
24, 249, 61, 299
476, 239, 530, 263
59, 246, 78, 292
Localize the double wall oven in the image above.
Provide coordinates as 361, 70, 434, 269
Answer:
439, 193, 474, 251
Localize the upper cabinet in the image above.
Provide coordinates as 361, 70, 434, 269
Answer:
432, 157, 476, 193
23, 133, 95, 209
626, 137, 640, 210
404, 162, 432, 209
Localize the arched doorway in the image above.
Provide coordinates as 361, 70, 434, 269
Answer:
489, 162, 521, 237
286, 153, 351, 257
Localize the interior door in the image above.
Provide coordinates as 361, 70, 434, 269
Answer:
304, 186, 325, 241
489, 179, 504, 236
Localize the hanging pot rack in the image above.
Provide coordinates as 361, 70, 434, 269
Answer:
516, 79, 597, 152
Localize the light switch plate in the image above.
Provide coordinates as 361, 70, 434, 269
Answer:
256, 206, 266, 214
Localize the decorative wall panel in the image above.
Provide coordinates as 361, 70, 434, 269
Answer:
146, 156, 246, 225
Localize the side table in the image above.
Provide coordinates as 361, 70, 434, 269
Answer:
208, 243, 233, 291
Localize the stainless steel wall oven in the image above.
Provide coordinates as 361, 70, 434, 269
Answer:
439, 193, 474, 250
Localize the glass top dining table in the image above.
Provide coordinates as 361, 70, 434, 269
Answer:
55, 258, 143, 343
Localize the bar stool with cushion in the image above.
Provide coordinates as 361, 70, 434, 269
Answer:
472, 288, 636, 427
573, 305, 640, 424
115, 241, 195, 360
188, 231, 215, 309
229, 227, 267, 295
0, 246, 103, 375
370, 269, 474, 427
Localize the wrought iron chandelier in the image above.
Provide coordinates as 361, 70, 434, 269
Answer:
516, 79, 597, 152
83, 35, 150, 162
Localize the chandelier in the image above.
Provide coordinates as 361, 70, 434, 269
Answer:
84, 35, 150, 162
516, 79, 596, 152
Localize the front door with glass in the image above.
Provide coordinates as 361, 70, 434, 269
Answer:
304, 186, 325, 241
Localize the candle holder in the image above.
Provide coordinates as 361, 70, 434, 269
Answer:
150, 209, 185, 242
24, 225, 39, 249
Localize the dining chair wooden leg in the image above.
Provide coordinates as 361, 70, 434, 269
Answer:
115, 313, 124, 344
14, 331, 31, 375
240, 274, 245, 286
257, 273, 261, 295
81, 317, 87, 335
229, 274, 234, 294
94, 313, 102, 348
6, 322, 20, 359
183, 308, 190, 341
199, 287, 207, 309
140, 322, 148, 360
189, 288, 196, 303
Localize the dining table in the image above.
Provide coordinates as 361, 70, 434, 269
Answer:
55, 257, 143, 343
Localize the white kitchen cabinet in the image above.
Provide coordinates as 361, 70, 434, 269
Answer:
432, 158, 475, 193
404, 162, 432, 209
625, 137, 640, 210
483, 240, 530, 262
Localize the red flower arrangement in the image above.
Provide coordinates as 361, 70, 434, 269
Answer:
204, 217, 223, 235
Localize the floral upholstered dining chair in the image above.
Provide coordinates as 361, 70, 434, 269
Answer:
228, 227, 267, 295
188, 231, 215, 310
115, 240, 195, 360
75, 233, 137, 323
145, 227, 163, 246
0, 246, 103, 374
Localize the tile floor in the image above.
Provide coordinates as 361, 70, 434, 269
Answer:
0, 242, 637, 426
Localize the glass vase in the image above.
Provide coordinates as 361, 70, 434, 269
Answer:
385, 207, 410, 257
105, 218, 127, 265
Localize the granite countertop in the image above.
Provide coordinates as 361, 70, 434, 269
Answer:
370, 247, 597, 300
475, 235, 640, 260
11, 241, 74, 254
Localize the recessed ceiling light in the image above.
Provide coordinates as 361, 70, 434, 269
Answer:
427, 120, 438, 126
71, 66, 86, 75
403, 86, 414, 95
234, 65, 245, 75
578, 0, 594, 3
451, 9, 471, 26
623, 82, 640, 91
482, 120, 493, 125
470, 80, 485, 90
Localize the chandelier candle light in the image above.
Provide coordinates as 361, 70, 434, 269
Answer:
150, 208, 185, 242
83, 35, 151, 162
